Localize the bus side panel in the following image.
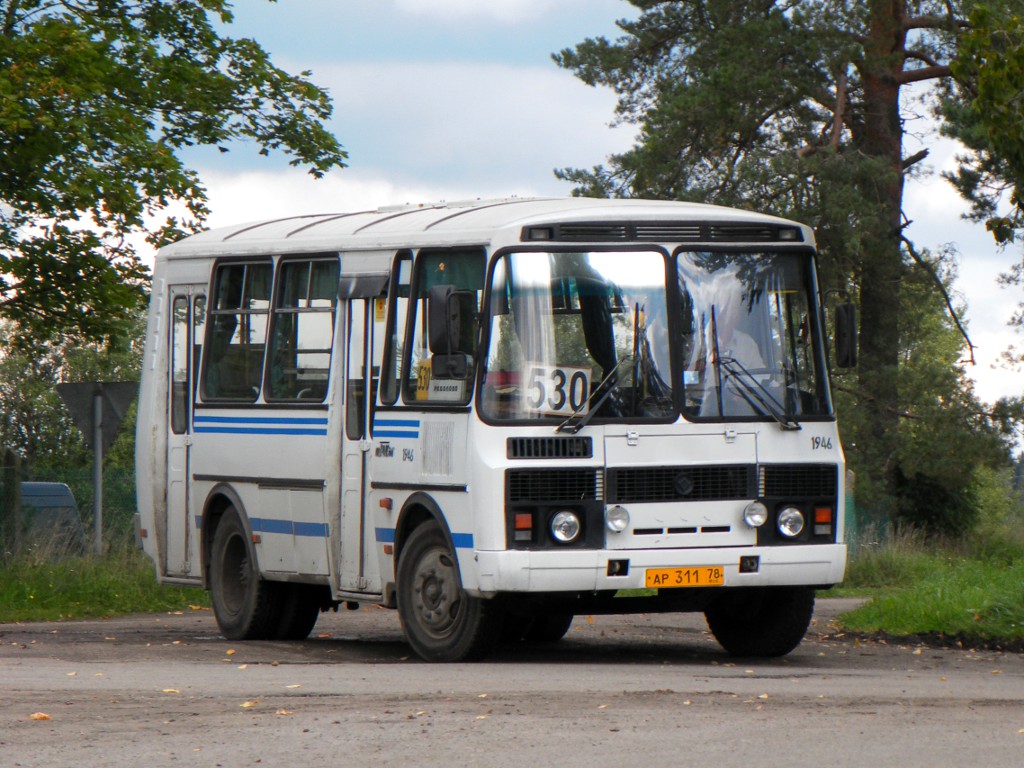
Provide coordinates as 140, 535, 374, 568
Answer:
368, 412, 476, 590
190, 416, 334, 581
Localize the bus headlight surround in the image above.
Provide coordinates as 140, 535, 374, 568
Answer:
606, 505, 630, 533
777, 506, 805, 538
551, 510, 582, 543
743, 501, 768, 528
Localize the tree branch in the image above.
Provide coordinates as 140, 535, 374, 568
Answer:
902, 148, 929, 171
901, 234, 976, 365
895, 64, 953, 85
904, 13, 969, 32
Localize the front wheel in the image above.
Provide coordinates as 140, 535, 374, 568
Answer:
396, 522, 503, 662
704, 587, 815, 657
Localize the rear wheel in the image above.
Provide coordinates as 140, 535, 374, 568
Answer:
523, 613, 574, 643
704, 587, 815, 657
209, 507, 284, 640
274, 584, 323, 640
397, 522, 503, 662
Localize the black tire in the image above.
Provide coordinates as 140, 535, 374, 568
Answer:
396, 522, 503, 662
523, 613, 574, 644
704, 587, 815, 657
209, 507, 285, 641
274, 584, 323, 641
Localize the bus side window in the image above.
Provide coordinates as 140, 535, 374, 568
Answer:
192, 295, 206, 400
202, 261, 272, 401
170, 297, 189, 434
379, 252, 411, 405
266, 257, 339, 402
402, 248, 485, 405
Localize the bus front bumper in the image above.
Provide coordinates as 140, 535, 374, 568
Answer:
471, 544, 846, 597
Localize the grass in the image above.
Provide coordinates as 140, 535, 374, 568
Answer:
3, 523, 1023, 651
0, 545, 208, 623
833, 526, 1024, 649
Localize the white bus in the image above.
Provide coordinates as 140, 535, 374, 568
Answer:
136, 197, 850, 661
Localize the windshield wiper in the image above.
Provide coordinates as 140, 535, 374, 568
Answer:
719, 356, 801, 431
709, 306, 800, 431
555, 357, 628, 434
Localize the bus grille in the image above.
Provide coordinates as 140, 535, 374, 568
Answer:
606, 465, 754, 504
759, 464, 838, 497
507, 468, 602, 502
507, 436, 593, 459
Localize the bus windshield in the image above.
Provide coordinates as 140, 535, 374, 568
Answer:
479, 248, 832, 425
677, 250, 832, 423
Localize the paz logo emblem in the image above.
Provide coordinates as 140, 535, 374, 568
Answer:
674, 472, 695, 497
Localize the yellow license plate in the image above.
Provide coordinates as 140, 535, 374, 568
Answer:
645, 566, 725, 588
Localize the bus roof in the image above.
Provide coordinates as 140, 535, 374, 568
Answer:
158, 197, 813, 260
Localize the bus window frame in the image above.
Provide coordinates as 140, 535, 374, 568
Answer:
399, 246, 486, 408
199, 257, 275, 404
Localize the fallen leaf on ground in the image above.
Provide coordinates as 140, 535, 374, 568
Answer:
241, 700, 260, 709
30, 713, 51, 721
161, 689, 180, 694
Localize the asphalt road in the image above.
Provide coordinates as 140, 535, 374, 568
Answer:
2, 599, 1022, 768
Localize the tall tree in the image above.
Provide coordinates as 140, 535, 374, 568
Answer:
0, 0, 346, 341
555, 0, 1023, 521
0, 314, 144, 469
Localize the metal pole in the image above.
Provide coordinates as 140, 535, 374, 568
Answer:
92, 389, 103, 556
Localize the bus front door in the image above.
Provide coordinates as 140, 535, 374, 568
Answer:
339, 297, 383, 595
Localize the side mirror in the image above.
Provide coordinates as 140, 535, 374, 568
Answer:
835, 303, 858, 368
428, 284, 474, 379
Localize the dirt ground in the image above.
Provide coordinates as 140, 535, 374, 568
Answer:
2, 599, 1022, 767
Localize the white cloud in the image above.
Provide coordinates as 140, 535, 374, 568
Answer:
319, 59, 634, 191
198, 168, 478, 228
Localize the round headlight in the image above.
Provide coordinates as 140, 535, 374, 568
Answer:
777, 506, 805, 538
606, 505, 630, 533
551, 510, 582, 543
743, 501, 769, 528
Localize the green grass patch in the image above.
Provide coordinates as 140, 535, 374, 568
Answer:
834, 528, 1024, 647
0, 547, 208, 623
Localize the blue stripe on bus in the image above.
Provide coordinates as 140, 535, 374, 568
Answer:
194, 426, 329, 436
374, 419, 419, 440
194, 515, 328, 538
375, 528, 473, 550
193, 414, 329, 436
250, 517, 329, 538
195, 416, 329, 425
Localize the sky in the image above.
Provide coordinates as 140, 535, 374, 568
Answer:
182, 0, 1022, 406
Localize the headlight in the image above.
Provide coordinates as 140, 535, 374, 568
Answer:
743, 501, 768, 528
777, 506, 805, 538
606, 505, 630, 533
550, 510, 582, 543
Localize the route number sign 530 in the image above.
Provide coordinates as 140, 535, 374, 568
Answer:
525, 364, 592, 416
